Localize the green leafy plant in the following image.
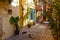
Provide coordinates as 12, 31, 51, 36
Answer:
10, 16, 20, 35
44, 0, 60, 40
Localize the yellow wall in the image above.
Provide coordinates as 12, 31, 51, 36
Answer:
19, 0, 35, 27
19, 0, 23, 27
19, 0, 27, 27
22, 0, 28, 26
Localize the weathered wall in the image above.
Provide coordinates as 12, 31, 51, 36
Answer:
0, 4, 19, 40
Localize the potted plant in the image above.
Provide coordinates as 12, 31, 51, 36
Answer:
10, 16, 20, 35
27, 23, 31, 28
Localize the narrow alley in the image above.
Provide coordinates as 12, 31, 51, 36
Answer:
0, 0, 60, 40
5, 23, 54, 40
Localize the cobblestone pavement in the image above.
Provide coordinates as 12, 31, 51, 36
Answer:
5, 23, 54, 40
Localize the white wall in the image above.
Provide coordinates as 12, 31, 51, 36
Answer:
2, 16, 14, 40
1, 4, 19, 40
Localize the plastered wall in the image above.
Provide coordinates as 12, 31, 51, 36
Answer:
0, 4, 19, 40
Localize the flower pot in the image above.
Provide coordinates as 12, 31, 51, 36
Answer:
27, 24, 31, 28
33, 22, 36, 25
15, 29, 20, 35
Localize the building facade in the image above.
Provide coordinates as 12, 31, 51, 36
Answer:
0, 0, 19, 40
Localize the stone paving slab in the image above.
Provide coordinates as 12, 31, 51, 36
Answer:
5, 23, 54, 40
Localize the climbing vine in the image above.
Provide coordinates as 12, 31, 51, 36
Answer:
45, 0, 60, 40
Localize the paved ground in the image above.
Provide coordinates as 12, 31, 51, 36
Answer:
5, 23, 54, 40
